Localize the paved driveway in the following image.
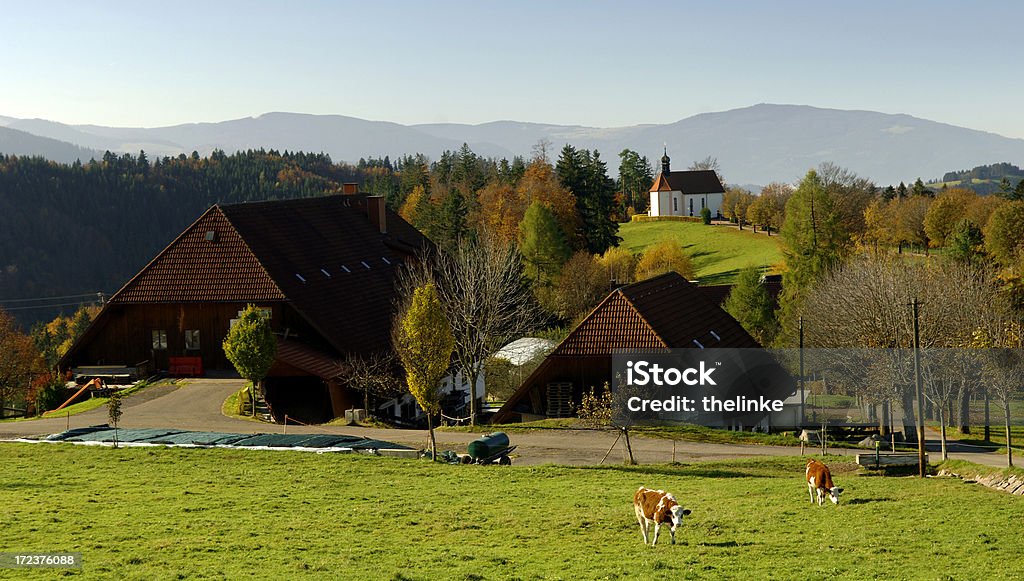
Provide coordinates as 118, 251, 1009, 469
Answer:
0, 379, 1013, 468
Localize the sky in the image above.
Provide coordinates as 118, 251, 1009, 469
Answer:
3, 0, 1023, 138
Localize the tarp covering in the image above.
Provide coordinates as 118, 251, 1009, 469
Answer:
44, 425, 409, 451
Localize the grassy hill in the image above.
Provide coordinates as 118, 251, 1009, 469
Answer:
619, 221, 784, 285
3, 444, 1022, 579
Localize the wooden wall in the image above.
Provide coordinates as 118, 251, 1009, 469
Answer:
68, 301, 321, 372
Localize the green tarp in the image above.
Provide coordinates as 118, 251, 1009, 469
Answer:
46, 426, 409, 450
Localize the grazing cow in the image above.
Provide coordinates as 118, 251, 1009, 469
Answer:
633, 486, 691, 545
806, 459, 843, 505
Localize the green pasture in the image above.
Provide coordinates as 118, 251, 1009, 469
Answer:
2, 444, 1022, 580
618, 221, 783, 285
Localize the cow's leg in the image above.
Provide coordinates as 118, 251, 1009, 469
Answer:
652, 522, 661, 546
808, 482, 815, 504
670, 527, 676, 545
636, 508, 649, 544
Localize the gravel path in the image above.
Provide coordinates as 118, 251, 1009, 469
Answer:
0, 378, 1012, 468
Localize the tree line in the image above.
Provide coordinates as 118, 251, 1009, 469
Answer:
717, 163, 1024, 463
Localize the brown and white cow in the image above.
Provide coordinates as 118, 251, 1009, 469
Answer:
633, 486, 691, 545
806, 459, 843, 505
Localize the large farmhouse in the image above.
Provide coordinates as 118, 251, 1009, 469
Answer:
60, 191, 429, 423
649, 151, 725, 218
492, 272, 785, 425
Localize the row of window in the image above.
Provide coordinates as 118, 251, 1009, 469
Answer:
152, 329, 200, 350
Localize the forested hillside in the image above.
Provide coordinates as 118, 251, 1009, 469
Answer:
930, 162, 1024, 197
0, 150, 361, 325
0, 144, 640, 327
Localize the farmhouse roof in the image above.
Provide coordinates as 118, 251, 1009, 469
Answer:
554, 272, 759, 355
106, 194, 428, 354
651, 169, 725, 194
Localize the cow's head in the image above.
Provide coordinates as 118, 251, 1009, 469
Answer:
828, 487, 843, 505
669, 504, 692, 528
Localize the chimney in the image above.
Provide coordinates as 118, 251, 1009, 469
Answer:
366, 195, 387, 234
342, 182, 359, 195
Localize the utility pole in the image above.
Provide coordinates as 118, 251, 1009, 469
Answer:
799, 316, 805, 427
911, 298, 926, 478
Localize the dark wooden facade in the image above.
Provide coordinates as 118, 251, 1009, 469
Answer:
61, 194, 428, 423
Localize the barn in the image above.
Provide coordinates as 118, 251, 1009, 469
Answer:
59, 191, 429, 423
491, 272, 771, 424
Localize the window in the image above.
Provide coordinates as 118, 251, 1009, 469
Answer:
152, 330, 167, 350
185, 330, 200, 350
673, 197, 678, 213
689, 198, 694, 216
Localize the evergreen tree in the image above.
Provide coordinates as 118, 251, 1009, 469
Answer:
432, 190, 469, 251
519, 201, 570, 283
556, 146, 619, 254
1013, 178, 1024, 202
947, 219, 985, 266
723, 266, 778, 345
778, 170, 848, 342
912, 177, 929, 197
617, 149, 654, 213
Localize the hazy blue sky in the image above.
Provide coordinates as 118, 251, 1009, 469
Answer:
4, 0, 1023, 137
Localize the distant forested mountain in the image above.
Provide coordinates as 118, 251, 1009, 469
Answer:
4, 105, 1024, 184
0, 126, 101, 163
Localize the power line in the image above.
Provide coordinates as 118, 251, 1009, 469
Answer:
3, 300, 103, 312
0, 292, 104, 304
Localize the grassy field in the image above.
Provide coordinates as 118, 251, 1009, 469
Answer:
443, 420, 803, 447
3, 444, 1023, 580
618, 221, 783, 285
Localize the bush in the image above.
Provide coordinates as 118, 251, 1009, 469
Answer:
630, 215, 702, 223
635, 239, 695, 281
34, 376, 68, 414
701, 206, 712, 225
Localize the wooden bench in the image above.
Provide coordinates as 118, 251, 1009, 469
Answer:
169, 356, 204, 377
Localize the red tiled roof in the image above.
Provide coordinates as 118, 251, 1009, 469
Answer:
113, 207, 285, 303
555, 293, 665, 355
554, 272, 760, 356
620, 274, 760, 349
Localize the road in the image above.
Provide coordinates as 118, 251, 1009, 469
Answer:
0, 378, 1013, 468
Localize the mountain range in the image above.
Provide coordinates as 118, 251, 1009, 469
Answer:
2, 104, 1024, 186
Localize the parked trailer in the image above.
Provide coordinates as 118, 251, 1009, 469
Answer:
467, 432, 516, 465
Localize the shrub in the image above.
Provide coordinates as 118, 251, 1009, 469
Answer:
34, 375, 68, 414
630, 215, 702, 223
